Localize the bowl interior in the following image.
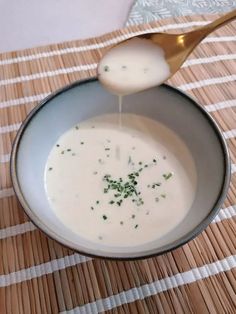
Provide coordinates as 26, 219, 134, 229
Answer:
14, 80, 228, 259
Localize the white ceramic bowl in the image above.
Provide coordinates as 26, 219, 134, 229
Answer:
11, 79, 230, 259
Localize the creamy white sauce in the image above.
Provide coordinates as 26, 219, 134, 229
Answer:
98, 38, 170, 96
45, 114, 197, 247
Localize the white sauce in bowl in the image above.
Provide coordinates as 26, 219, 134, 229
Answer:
97, 38, 170, 95
45, 114, 197, 247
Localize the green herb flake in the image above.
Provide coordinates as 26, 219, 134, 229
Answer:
105, 148, 110, 151
109, 200, 115, 204
120, 221, 124, 225
132, 214, 135, 219
67, 149, 71, 152
102, 215, 108, 220
152, 183, 161, 189
91, 206, 94, 210
117, 200, 123, 206
61, 151, 65, 154
80, 142, 84, 145
56, 144, 60, 147
163, 172, 173, 180
48, 167, 53, 171
128, 156, 132, 165
96, 200, 100, 204
106, 154, 110, 158
104, 65, 110, 72
75, 125, 79, 130
161, 194, 166, 198
153, 159, 157, 163
139, 161, 143, 165
134, 224, 139, 229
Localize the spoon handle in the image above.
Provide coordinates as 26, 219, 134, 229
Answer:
204, 9, 236, 32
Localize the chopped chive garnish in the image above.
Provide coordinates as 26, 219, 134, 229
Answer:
132, 214, 135, 219
48, 167, 53, 171
153, 159, 157, 163
67, 149, 71, 152
105, 148, 110, 151
117, 200, 122, 206
91, 206, 94, 210
56, 144, 60, 147
163, 172, 173, 180
139, 161, 142, 165
96, 200, 100, 204
98, 158, 104, 164
102, 215, 107, 220
104, 65, 109, 72
109, 200, 114, 204
120, 221, 124, 225
80, 142, 84, 145
152, 183, 161, 189
134, 224, 139, 229
161, 194, 166, 198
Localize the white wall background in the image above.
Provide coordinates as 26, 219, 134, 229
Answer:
0, 0, 133, 52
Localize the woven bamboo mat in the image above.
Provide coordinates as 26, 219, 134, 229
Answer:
0, 14, 236, 313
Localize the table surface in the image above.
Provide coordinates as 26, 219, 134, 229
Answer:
0, 0, 133, 52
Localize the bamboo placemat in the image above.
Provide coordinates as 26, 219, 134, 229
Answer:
0, 14, 236, 313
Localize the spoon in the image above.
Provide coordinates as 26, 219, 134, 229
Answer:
98, 9, 236, 95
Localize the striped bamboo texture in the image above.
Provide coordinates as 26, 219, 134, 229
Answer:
0, 14, 236, 314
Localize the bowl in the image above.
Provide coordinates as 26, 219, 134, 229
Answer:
10, 79, 230, 259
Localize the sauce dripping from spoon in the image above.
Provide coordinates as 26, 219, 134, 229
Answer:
97, 37, 170, 121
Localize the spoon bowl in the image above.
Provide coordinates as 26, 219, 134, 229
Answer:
98, 9, 236, 94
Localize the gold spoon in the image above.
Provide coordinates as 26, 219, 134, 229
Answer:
98, 9, 236, 90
